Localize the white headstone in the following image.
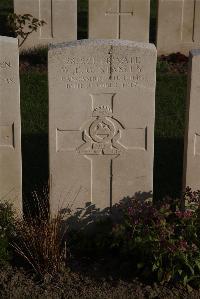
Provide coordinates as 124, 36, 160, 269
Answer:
49, 39, 156, 214
0, 36, 22, 214
183, 49, 200, 191
157, 0, 200, 55
14, 0, 77, 50
89, 0, 150, 42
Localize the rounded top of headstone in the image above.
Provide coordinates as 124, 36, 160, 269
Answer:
49, 39, 156, 52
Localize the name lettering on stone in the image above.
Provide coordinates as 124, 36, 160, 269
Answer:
0, 61, 11, 68
0, 61, 15, 85
58, 54, 144, 89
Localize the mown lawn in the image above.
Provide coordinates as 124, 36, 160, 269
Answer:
154, 62, 186, 199
0, 0, 187, 200
0, 0, 13, 36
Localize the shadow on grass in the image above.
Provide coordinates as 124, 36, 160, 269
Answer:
78, 0, 88, 39
20, 47, 48, 66
150, 0, 157, 44
63, 192, 153, 281
22, 133, 49, 217
154, 136, 184, 201
0, 0, 13, 36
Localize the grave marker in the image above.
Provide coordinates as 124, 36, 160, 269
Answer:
49, 39, 156, 213
89, 0, 150, 42
157, 0, 200, 55
0, 37, 22, 214
183, 49, 200, 191
14, 0, 77, 50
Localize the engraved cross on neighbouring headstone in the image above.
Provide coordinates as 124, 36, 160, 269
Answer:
181, 0, 200, 43
105, 0, 134, 38
39, 0, 53, 39
57, 93, 147, 209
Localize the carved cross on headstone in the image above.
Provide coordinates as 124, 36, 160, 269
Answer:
105, 0, 134, 38
57, 93, 147, 209
181, 0, 199, 42
39, 0, 53, 39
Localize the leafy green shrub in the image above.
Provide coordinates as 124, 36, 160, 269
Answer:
0, 202, 15, 265
111, 193, 200, 287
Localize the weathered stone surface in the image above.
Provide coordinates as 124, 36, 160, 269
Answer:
49, 39, 156, 214
14, 0, 77, 50
89, 0, 150, 42
183, 49, 200, 191
0, 36, 22, 214
157, 0, 200, 55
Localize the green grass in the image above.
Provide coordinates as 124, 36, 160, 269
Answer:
78, 0, 88, 39
0, 0, 188, 200
150, 0, 157, 43
156, 62, 186, 139
0, 0, 13, 10
20, 71, 48, 202
0, 0, 13, 36
21, 73, 48, 134
154, 62, 187, 199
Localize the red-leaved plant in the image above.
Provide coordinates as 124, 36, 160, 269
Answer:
111, 191, 200, 287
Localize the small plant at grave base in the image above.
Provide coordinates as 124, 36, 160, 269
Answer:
110, 194, 200, 288
184, 186, 200, 211
7, 13, 46, 48
0, 202, 15, 265
12, 191, 70, 278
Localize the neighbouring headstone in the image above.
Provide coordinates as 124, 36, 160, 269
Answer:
14, 0, 77, 50
89, 0, 150, 42
183, 49, 200, 191
49, 39, 156, 214
157, 0, 200, 55
0, 36, 22, 214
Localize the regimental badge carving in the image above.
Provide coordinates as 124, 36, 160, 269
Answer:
77, 98, 124, 156
56, 93, 148, 154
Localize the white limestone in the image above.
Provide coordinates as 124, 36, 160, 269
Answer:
89, 0, 150, 42
0, 36, 22, 214
183, 49, 200, 191
49, 39, 156, 214
157, 0, 200, 55
14, 0, 77, 50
